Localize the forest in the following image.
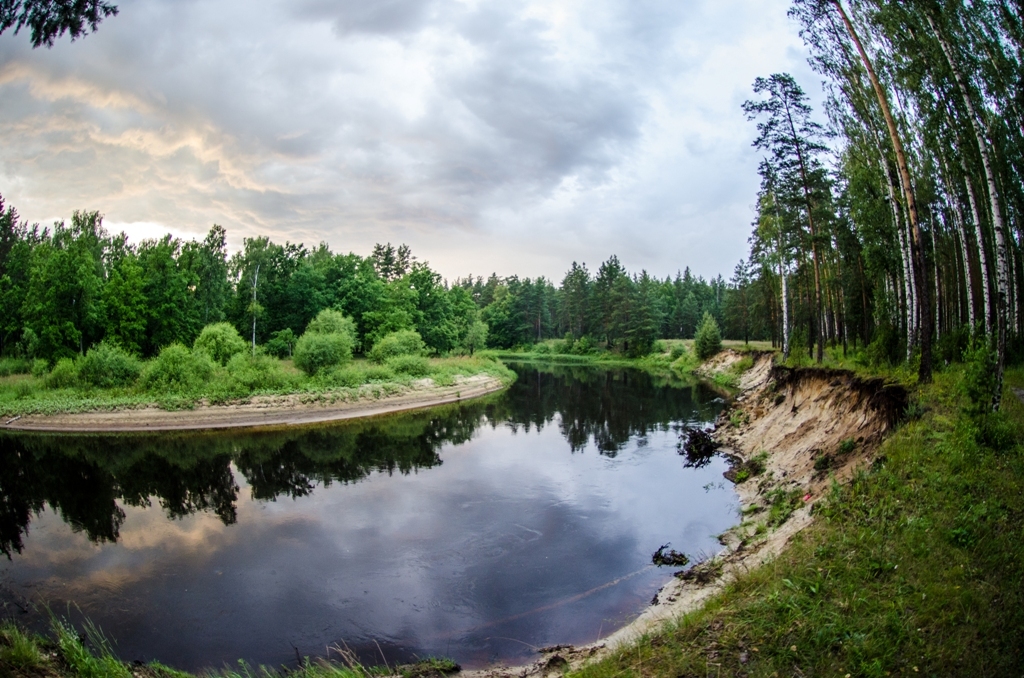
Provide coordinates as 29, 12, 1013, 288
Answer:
0, 201, 741, 366
737, 0, 1024, 411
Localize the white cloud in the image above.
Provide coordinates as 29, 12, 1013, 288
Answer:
0, 0, 820, 280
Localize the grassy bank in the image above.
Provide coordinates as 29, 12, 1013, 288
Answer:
0, 618, 459, 678
0, 355, 515, 418
570, 364, 1024, 677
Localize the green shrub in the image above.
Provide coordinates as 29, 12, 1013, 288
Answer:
670, 343, 687, 360
78, 343, 142, 388
45, 358, 79, 389
533, 342, 550, 355
143, 344, 215, 392
305, 309, 357, 338
694, 312, 722, 360
265, 328, 297, 358
194, 322, 247, 365
386, 354, 432, 377
368, 329, 426, 363
315, 366, 365, 388
571, 335, 595, 355
225, 353, 292, 391
962, 338, 997, 416
0, 357, 31, 377
30, 359, 49, 377
362, 364, 396, 382
293, 332, 353, 376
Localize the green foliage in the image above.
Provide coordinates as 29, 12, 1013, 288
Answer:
0, 357, 31, 377
305, 309, 356, 337
194, 322, 247, 365
143, 344, 215, 393
362, 364, 396, 382
77, 342, 142, 388
265, 328, 297, 358
669, 342, 687, 360
462, 320, 488, 356
52, 617, 131, 678
293, 332, 353, 376
962, 338, 997, 416
30, 358, 48, 377
368, 329, 427, 364
386, 354, 432, 377
0, 622, 45, 672
225, 353, 294, 392
45, 357, 79, 389
292, 309, 358, 376
694, 312, 722, 360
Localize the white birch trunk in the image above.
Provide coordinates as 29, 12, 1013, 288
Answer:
931, 13, 1008, 409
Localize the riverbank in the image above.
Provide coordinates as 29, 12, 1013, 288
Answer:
0, 373, 507, 432
458, 352, 913, 678
0, 357, 514, 431
560, 364, 1024, 676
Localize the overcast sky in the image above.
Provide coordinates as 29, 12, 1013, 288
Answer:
0, 0, 821, 282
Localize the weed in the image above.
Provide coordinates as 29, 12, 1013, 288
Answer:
0, 622, 45, 672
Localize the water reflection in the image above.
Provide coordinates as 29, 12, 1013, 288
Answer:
2, 366, 718, 558
0, 364, 733, 671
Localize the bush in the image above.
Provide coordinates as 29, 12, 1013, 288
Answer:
305, 309, 357, 338
694, 312, 722, 360
30, 359, 49, 377
225, 353, 292, 392
78, 343, 142, 388
315, 366, 365, 388
670, 343, 687, 360
143, 344, 215, 392
368, 330, 426, 364
45, 358, 79, 389
386, 354, 432, 377
0, 357, 31, 377
194, 323, 247, 366
962, 338, 997, 417
265, 328, 297, 359
362, 364, 396, 382
571, 335, 595, 355
293, 332, 353, 376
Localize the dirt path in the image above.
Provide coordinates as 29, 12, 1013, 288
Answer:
464, 354, 908, 678
0, 374, 505, 433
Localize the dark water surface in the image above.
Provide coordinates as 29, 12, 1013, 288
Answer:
0, 364, 737, 671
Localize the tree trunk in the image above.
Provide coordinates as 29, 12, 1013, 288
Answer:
835, 0, 931, 382
963, 172, 993, 334
930, 13, 1008, 409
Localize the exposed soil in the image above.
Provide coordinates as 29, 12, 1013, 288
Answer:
0, 374, 505, 433
463, 354, 908, 678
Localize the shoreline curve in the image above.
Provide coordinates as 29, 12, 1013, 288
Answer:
0, 374, 506, 433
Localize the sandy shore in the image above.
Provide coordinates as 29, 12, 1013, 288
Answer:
0, 374, 506, 433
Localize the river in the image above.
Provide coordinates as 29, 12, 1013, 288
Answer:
0, 363, 738, 672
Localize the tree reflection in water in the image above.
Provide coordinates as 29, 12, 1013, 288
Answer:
0, 364, 722, 559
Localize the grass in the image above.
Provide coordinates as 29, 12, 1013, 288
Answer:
0, 617, 460, 678
0, 356, 515, 418
570, 364, 1024, 678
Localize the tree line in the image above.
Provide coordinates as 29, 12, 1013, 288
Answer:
730, 0, 1023, 410
0, 198, 762, 364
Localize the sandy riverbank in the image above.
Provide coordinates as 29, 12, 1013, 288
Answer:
464, 352, 908, 678
0, 374, 506, 433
